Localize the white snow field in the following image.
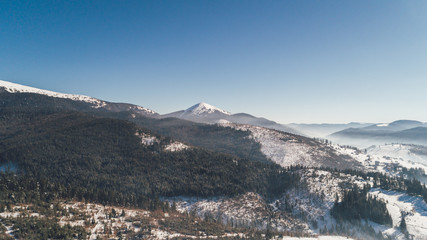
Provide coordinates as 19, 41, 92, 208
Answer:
369, 188, 427, 240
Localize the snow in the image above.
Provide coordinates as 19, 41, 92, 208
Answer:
369, 188, 427, 240
279, 169, 370, 232
377, 123, 390, 127
334, 144, 427, 178
125, 105, 158, 115
135, 132, 159, 145
0, 80, 157, 114
183, 102, 231, 116
367, 144, 427, 166
0, 79, 107, 108
219, 122, 340, 168
167, 192, 309, 232
164, 141, 190, 152
216, 119, 232, 124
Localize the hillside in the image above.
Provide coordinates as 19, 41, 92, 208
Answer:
219, 121, 362, 170
0, 111, 299, 201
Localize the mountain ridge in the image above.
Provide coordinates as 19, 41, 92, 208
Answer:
0, 79, 158, 116
162, 102, 300, 135
329, 120, 427, 147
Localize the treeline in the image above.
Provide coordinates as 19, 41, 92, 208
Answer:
321, 167, 427, 203
331, 184, 392, 226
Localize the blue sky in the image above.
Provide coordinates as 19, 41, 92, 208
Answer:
1, 1, 427, 123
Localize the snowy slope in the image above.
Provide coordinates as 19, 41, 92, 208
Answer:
0, 80, 157, 115
0, 80, 107, 108
278, 169, 370, 230
367, 144, 427, 166
280, 169, 427, 240
333, 144, 427, 180
167, 192, 310, 233
369, 188, 427, 240
219, 122, 361, 170
183, 102, 231, 116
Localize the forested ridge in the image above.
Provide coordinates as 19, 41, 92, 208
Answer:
0, 110, 300, 207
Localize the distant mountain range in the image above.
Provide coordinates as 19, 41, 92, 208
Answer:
287, 122, 373, 138
329, 120, 427, 147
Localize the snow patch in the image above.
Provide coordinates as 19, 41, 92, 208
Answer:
135, 132, 159, 145
164, 141, 190, 152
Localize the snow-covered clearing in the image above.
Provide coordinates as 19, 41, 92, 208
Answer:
369, 188, 427, 240
135, 132, 159, 145
164, 141, 190, 152
219, 122, 356, 169
167, 192, 309, 233
333, 144, 427, 179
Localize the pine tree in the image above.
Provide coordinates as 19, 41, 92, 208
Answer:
400, 214, 407, 232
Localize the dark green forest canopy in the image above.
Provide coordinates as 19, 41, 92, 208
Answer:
0, 107, 299, 206
0, 91, 270, 163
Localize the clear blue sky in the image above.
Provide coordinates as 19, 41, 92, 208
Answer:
1, 0, 427, 123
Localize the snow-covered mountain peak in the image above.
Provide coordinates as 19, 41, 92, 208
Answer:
183, 102, 231, 116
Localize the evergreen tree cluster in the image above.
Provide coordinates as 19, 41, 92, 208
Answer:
324, 167, 427, 203
331, 184, 392, 226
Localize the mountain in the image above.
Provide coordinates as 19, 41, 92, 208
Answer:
0, 80, 158, 117
362, 120, 425, 132
162, 102, 231, 122
329, 120, 427, 147
1, 80, 357, 169
287, 122, 374, 138
2, 80, 427, 239
162, 102, 300, 135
